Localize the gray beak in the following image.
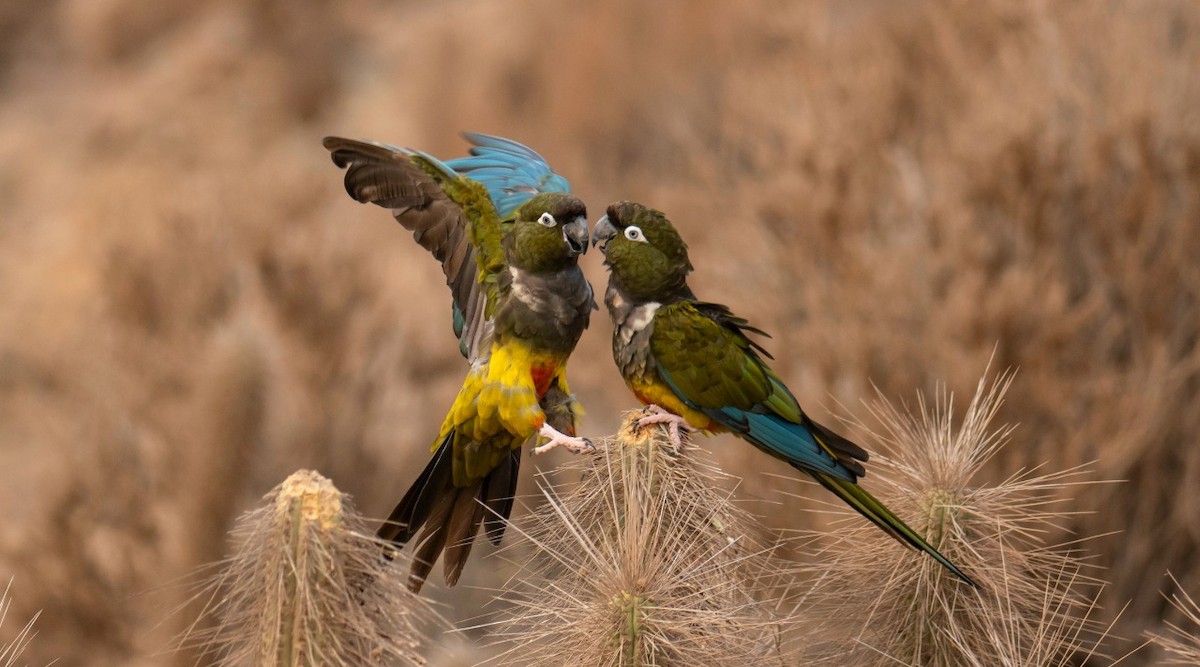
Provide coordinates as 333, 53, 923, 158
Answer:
592, 214, 617, 252
563, 217, 589, 256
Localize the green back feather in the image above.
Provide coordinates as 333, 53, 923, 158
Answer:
410, 154, 508, 315
650, 301, 776, 413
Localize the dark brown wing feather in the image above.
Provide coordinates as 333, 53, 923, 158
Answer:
482, 449, 520, 546
402, 479, 486, 593
441, 483, 486, 587
379, 434, 522, 592
323, 136, 489, 361
807, 418, 869, 478
379, 434, 454, 545
407, 490, 453, 592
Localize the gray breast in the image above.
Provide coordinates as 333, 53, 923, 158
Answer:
606, 283, 659, 380
495, 265, 594, 352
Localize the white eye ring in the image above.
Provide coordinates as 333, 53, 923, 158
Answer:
538, 212, 557, 227
624, 225, 648, 242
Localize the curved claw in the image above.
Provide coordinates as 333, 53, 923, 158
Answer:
533, 423, 595, 456
636, 404, 696, 453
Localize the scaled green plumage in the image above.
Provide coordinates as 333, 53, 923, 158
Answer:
593, 200, 977, 588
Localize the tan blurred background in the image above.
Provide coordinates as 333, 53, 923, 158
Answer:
0, 0, 1197, 664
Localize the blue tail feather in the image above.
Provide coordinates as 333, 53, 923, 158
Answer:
715, 408, 858, 482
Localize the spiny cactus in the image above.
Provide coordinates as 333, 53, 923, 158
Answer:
0, 579, 40, 666
1149, 573, 1200, 665
491, 412, 795, 666
793, 371, 1115, 665
186, 469, 438, 666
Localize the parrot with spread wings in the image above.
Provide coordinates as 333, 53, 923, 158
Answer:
324, 134, 595, 592
591, 200, 978, 587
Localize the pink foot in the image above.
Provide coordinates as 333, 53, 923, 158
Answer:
636, 404, 696, 452
532, 423, 595, 455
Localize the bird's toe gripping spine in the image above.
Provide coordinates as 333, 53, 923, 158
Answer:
635, 404, 697, 452
532, 422, 595, 455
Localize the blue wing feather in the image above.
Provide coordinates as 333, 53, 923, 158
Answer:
445, 132, 571, 218
727, 410, 858, 482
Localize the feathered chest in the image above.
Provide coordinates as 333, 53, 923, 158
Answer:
605, 283, 660, 381
493, 265, 594, 354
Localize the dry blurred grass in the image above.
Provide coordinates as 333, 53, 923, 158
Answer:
0, 0, 1197, 664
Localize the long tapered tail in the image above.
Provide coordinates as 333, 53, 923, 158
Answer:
377, 435, 520, 593
811, 471, 979, 588
729, 408, 978, 587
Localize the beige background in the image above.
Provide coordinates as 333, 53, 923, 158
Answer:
0, 0, 1197, 663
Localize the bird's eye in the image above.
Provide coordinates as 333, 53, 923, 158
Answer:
538, 212, 557, 227
624, 225, 648, 243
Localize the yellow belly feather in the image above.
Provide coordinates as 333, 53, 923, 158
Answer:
627, 375, 719, 433
436, 340, 571, 484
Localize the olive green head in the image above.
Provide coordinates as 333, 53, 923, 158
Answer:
504, 192, 589, 273
592, 201, 693, 301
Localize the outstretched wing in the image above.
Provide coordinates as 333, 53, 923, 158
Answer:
445, 133, 571, 219
649, 301, 867, 482
323, 136, 505, 362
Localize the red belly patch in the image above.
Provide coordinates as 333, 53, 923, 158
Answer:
531, 362, 559, 397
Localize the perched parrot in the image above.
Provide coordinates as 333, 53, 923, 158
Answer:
591, 201, 978, 587
324, 134, 595, 592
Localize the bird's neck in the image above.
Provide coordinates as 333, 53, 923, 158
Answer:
605, 273, 691, 311
604, 276, 692, 326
